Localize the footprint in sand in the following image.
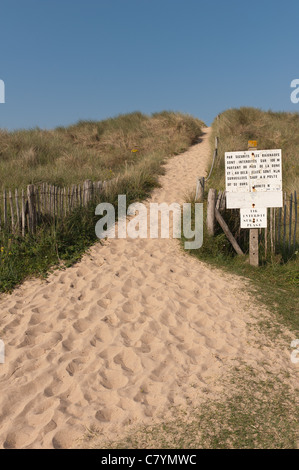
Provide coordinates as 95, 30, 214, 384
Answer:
72, 319, 91, 333
39, 332, 63, 350
90, 323, 115, 346
113, 348, 142, 374
95, 406, 127, 423
99, 369, 129, 390
66, 358, 86, 377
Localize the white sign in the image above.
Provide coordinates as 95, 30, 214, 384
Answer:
225, 149, 282, 192
240, 208, 267, 228
225, 149, 282, 209
227, 191, 282, 209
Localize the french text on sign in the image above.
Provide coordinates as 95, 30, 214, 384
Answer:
225, 149, 283, 209
240, 208, 267, 228
225, 149, 282, 193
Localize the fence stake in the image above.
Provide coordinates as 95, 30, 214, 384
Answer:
9, 190, 15, 233
283, 196, 287, 251
207, 188, 217, 236
36, 186, 41, 223
27, 184, 37, 234
248, 141, 259, 266
21, 189, 26, 236
294, 191, 297, 252
220, 191, 226, 211
59, 188, 63, 217
75, 185, 78, 208
289, 193, 293, 252
70, 184, 76, 210
195, 177, 205, 202
3, 190, 7, 228
46, 183, 49, 214
53, 186, 56, 218
15, 188, 20, 234
273, 207, 276, 253
215, 208, 244, 255
250, 229, 259, 266
278, 207, 282, 247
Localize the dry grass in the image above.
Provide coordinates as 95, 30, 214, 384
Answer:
0, 111, 205, 190
209, 107, 299, 193
0, 111, 205, 292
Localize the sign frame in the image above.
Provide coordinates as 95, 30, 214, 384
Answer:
240, 208, 267, 229
225, 149, 282, 209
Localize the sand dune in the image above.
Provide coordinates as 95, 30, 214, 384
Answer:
0, 128, 297, 448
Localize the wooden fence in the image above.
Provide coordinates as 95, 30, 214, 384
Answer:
272, 190, 298, 257
205, 188, 298, 259
0, 180, 108, 237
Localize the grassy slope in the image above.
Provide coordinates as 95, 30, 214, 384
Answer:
0, 111, 205, 291
0, 111, 204, 190
209, 107, 299, 193
198, 108, 299, 334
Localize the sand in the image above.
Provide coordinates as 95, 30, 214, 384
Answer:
0, 128, 297, 448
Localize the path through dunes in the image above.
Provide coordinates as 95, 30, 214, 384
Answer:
0, 128, 297, 448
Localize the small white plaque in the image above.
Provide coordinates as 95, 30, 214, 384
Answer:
240, 208, 267, 228
226, 191, 283, 209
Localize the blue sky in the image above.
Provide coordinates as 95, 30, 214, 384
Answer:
1, 0, 299, 130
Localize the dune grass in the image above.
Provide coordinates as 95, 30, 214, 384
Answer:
0, 111, 204, 190
189, 108, 299, 334
208, 107, 299, 193
0, 111, 205, 292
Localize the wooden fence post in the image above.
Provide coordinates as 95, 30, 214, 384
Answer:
289, 193, 293, 252
36, 186, 41, 223
9, 190, 15, 233
83, 180, 93, 205
3, 190, 7, 229
283, 193, 287, 251
270, 207, 274, 255
78, 185, 82, 207
220, 191, 226, 211
215, 207, 244, 255
63, 188, 67, 216
207, 188, 217, 236
15, 188, 20, 234
83, 181, 87, 206
249, 229, 259, 265
21, 189, 26, 236
27, 184, 37, 234
195, 177, 205, 202
248, 141, 259, 266
294, 191, 297, 252
59, 188, 63, 217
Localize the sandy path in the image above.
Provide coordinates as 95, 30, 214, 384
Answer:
0, 128, 297, 449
